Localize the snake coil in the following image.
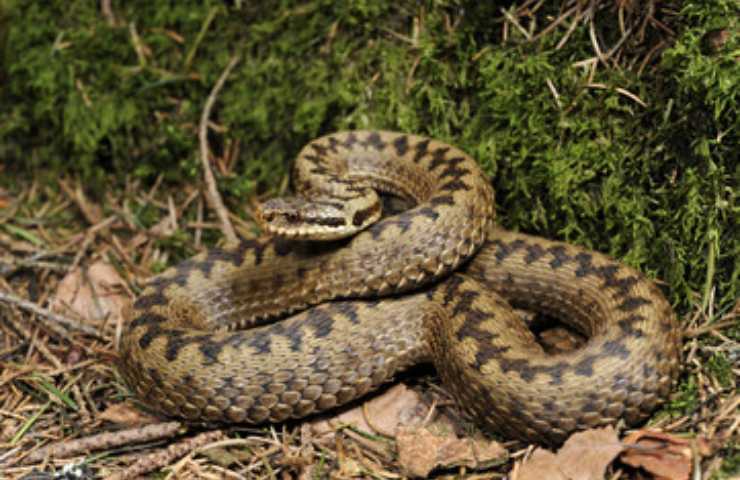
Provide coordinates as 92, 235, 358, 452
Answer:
119, 131, 680, 445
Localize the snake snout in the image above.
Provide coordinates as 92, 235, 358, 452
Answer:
256, 194, 382, 241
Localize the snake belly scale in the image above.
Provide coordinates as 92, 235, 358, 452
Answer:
119, 131, 681, 445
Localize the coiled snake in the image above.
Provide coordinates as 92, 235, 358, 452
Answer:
119, 131, 681, 445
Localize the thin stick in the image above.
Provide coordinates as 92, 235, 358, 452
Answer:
4, 312, 63, 369
556, 7, 586, 50
545, 78, 562, 109
109, 429, 223, 480
100, 0, 117, 26
0, 290, 101, 338
587, 7, 606, 65
18, 421, 183, 465
198, 55, 240, 244
500, 7, 532, 41
530, 3, 579, 42
615, 87, 647, 107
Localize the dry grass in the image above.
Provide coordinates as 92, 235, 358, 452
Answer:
0, 171, 736, 479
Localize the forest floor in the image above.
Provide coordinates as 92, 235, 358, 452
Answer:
0, 176, 736, 479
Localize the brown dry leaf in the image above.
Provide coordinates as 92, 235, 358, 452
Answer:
308, 383, 428, 438
621, 430, 694, 480
396, 425, 507, 478
51, 260, 130, 329
306, 383, 506, 477
0, 187, 11, 209
518, 426, 623, 480
1, 417, 20, 443
99, 402, 159, 426
336, 456, 365, 478
519, 449, 567, 480
538, 326, 586, 353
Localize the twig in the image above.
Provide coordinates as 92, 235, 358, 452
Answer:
198, 55, 240, 244
184, 6, 220, 70
556, 7, 587, 50
545, 78, 562, 109
0, 256, 69, 276
530, 3, 579, 42
615, 87, 647, 107
0, 290, 101, 338
685, 319, 738, 338
17, 421, 184, 466
501, 7, 532, 41
3, 311, 63, 369
58, 179, 102, 225
637, 39, 667, 76
129, 22, 148, 67
587, 6, 606, 65
109, 429, 223, 480
602, 25, 634, 62
405, 54, 421, 94
100, 0, 117, 26
69, 215, 119, 271
194, 196, 204, 248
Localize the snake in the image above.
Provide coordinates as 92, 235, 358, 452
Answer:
118, 131, 681, 445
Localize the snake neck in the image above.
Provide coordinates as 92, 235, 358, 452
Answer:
128, 131, 494, 331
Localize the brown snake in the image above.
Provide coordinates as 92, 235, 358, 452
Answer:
119, 131, 681, 445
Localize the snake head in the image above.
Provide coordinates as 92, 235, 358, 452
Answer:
256, 195, 382, 241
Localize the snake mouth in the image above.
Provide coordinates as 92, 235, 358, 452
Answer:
256, 194, 382, 241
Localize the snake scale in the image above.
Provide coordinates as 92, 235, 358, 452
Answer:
119, 131, 681, 445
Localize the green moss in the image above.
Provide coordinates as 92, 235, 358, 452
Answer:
718, 448, 739, 479
669, 376, 699, 415
706, 353, 734, 389
130, 201, 162, 230
148, 260, 170, 275
152, 229, 197, 264
0, 1, 736, 315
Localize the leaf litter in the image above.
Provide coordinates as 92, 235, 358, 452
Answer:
620, 430, 713, 480
0, 164, 734, 479
517, 426, 623, 480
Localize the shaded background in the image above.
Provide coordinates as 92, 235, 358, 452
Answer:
0, 2, 737, 323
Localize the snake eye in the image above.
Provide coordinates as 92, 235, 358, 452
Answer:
263, 212, 275, 222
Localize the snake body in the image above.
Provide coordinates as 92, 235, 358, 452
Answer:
119, 131, 681, 445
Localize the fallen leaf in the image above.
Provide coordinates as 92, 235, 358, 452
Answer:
396, 425, 507, 478
336, 456, 364, 478
1, 418, 20, 443
308, 383, 428, 438
99, 402, 159, 426
519, 449, 567, 480
538, 326, 586, 353
621, 430, 694, 480
0, 188, 11, 209
52, 261, 130, 329
518, 426, 623, 480
305, 383, 506, 478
